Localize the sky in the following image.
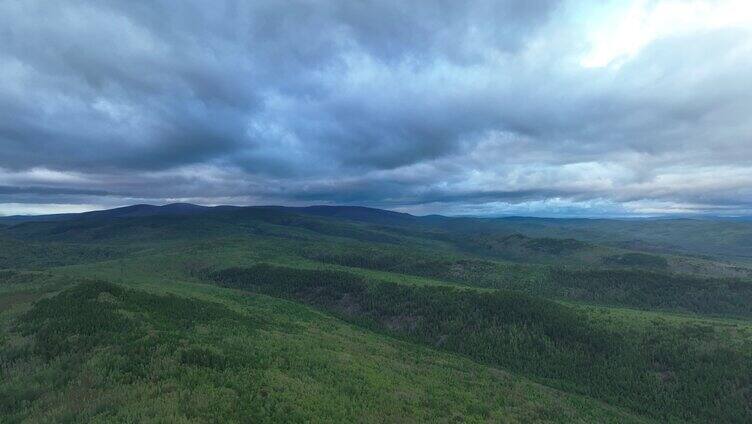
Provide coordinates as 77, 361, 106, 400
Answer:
1, 0, 751, 217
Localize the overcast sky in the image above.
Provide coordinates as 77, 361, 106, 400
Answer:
1, 0, 751, 217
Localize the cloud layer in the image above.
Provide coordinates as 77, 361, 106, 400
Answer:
1, 0, 751, 216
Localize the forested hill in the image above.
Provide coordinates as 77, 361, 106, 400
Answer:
2, 203, 752, 317
2, 203, 752, 421
3, 202, 752, 263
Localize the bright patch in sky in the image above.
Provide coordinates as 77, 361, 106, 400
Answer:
581, 0, 752, 68
0, 203, 102, 217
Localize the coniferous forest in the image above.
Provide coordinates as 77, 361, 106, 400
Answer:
1, 204, 752, 422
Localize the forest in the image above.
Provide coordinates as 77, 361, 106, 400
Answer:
1, 204, 752, 422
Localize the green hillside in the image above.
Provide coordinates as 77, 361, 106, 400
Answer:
1, 275, 645, 423
1, 205, 751, 422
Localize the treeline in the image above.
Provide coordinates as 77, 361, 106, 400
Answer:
0, 237, 124, 270
311, 249, 752, 317
547, 268, 752, 316
428, 231, 595, 261
211, 264, 752, 423
310, 249, 541, 289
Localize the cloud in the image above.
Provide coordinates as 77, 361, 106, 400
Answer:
0, 0, 750, 216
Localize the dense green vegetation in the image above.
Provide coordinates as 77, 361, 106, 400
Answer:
1, 204, 752, 422
434, 216, 752, 263
212, 264, 752, 423
0, 236, 125, 269
1, 278, 644, 423
547, 268, 752, 315
312, 247, 752, 317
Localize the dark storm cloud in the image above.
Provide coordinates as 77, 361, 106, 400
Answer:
1, 0, 751, 215
0, 186, 110, 196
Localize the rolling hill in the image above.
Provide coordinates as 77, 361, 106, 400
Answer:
1, 204, 752, 422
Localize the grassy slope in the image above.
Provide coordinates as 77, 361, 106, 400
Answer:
0, 274, 644, 423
